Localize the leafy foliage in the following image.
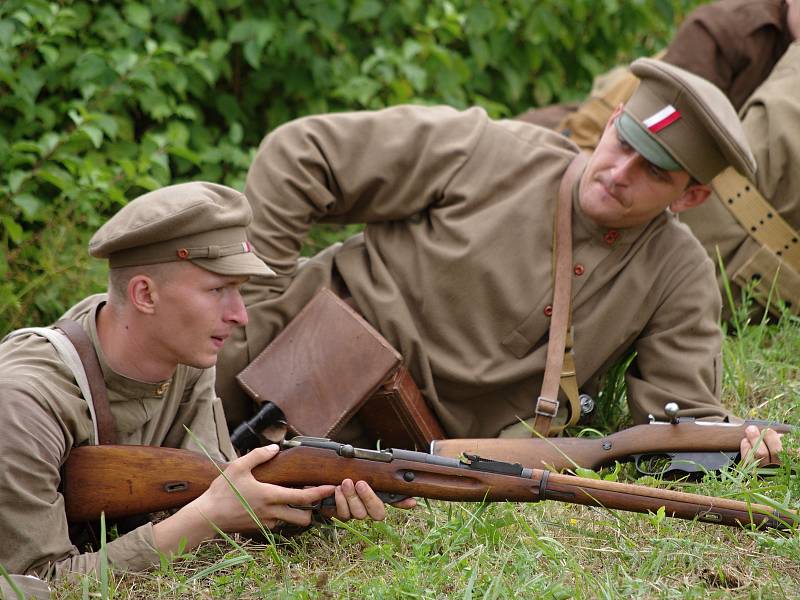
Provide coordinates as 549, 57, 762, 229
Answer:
1, 0, 703, 331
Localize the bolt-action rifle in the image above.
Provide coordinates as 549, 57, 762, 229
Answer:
431, 403, 793, 476
62, 436, 796, 529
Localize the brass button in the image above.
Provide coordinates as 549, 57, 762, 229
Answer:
603, 230, 619, 245
573, 264, 585, 276
543, 304, 553, 317
156, 382, 170, 396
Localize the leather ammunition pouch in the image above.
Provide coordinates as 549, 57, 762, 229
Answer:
236, 287, 445, 449
731, 245, 800, 314
713, 167, 800, 315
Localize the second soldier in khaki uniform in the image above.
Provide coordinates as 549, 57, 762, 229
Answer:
217, 60, 781, 463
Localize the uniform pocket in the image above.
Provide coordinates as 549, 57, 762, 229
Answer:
501, 296, 550, 359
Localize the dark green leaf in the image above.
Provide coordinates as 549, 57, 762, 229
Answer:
1, 216, 24, 244
12, 194, 42, 220
8, 170, 27, 193
81, 125, 104, 148
350, 0, 383, 22
123, 3, 151, 30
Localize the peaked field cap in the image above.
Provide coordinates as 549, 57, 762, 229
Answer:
89, 182, 275, 278
621, 58, 756, 184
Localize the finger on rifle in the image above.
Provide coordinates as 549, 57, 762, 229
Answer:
227, 444, 280, 475
265, 504, 316, 528
742, 425, 770, 465
334, 484, 351, 520
262, 483, 336, 507
355, 480, 386, 520
339, 479, 369, 520
763, 428, 783, 464
391, 497, 418, 510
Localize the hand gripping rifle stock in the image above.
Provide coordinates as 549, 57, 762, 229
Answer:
62, 437, 796, 530
431, 418, 793, 475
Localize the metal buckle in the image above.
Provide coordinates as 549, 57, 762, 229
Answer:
534, 396, 559, 418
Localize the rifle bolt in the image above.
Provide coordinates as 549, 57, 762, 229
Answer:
403, 471, 415, 482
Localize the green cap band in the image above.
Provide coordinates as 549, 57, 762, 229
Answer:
616, 113, 682, 172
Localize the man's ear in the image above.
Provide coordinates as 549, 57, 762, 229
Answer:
604, 104, 625, 132
128, 275, 158, 315
670, 184, 712, 214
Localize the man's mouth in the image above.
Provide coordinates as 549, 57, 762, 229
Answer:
598, 180, 630, 208
211, 334, 228, 348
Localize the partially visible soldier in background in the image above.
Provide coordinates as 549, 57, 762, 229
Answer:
517, 0, 800, 316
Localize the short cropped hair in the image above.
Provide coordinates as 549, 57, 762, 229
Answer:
107, 263, 173, 303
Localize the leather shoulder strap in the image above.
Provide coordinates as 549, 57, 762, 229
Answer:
54, 319, 118, 445
532, 152, 588, 437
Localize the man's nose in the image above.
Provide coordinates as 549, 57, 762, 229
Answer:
610, 154, 637, 186
224, 290, 249, 326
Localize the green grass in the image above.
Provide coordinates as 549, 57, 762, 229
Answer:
53, 299, 800, 599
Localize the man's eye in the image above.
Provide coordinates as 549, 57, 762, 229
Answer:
649, 165, 670, 182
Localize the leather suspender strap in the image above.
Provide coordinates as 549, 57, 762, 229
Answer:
532, 152, 588, 437
54, 319, 118, 445
713, 167, 800, 271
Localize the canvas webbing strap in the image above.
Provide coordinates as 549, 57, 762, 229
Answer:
713, 167, 800, 272
532, 153, 588, 437
54, 319, 118, 445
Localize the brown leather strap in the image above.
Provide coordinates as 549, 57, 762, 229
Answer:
532, 152, 588, 437
54, 319, 117, 445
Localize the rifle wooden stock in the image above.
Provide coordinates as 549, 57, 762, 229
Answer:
431, 421, 793, 471
62, 443, 796, 530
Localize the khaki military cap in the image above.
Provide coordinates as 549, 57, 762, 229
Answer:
89, 182, 275, 278
617, 58, 756, 184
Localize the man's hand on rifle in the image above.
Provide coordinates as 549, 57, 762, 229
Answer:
333, 479, 417, 520
152, 444, 412, 557
740, 426, 783, 466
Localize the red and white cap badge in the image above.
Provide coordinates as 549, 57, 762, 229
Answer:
643, 105, 681, 133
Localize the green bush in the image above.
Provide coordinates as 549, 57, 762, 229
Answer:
0, 0, 703, 331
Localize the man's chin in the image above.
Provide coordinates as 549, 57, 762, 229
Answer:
581, 202, 623, 229
185, 354, 219, 370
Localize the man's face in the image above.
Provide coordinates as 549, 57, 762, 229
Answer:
150, 263, 248, 370
579, 106, 694, 229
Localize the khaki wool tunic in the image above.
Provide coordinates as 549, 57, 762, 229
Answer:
216, 105, 727, 439
0, 295, 235, 580
679, 41, 800, 304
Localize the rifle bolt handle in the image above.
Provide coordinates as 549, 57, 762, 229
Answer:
664, 402, 680, 423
